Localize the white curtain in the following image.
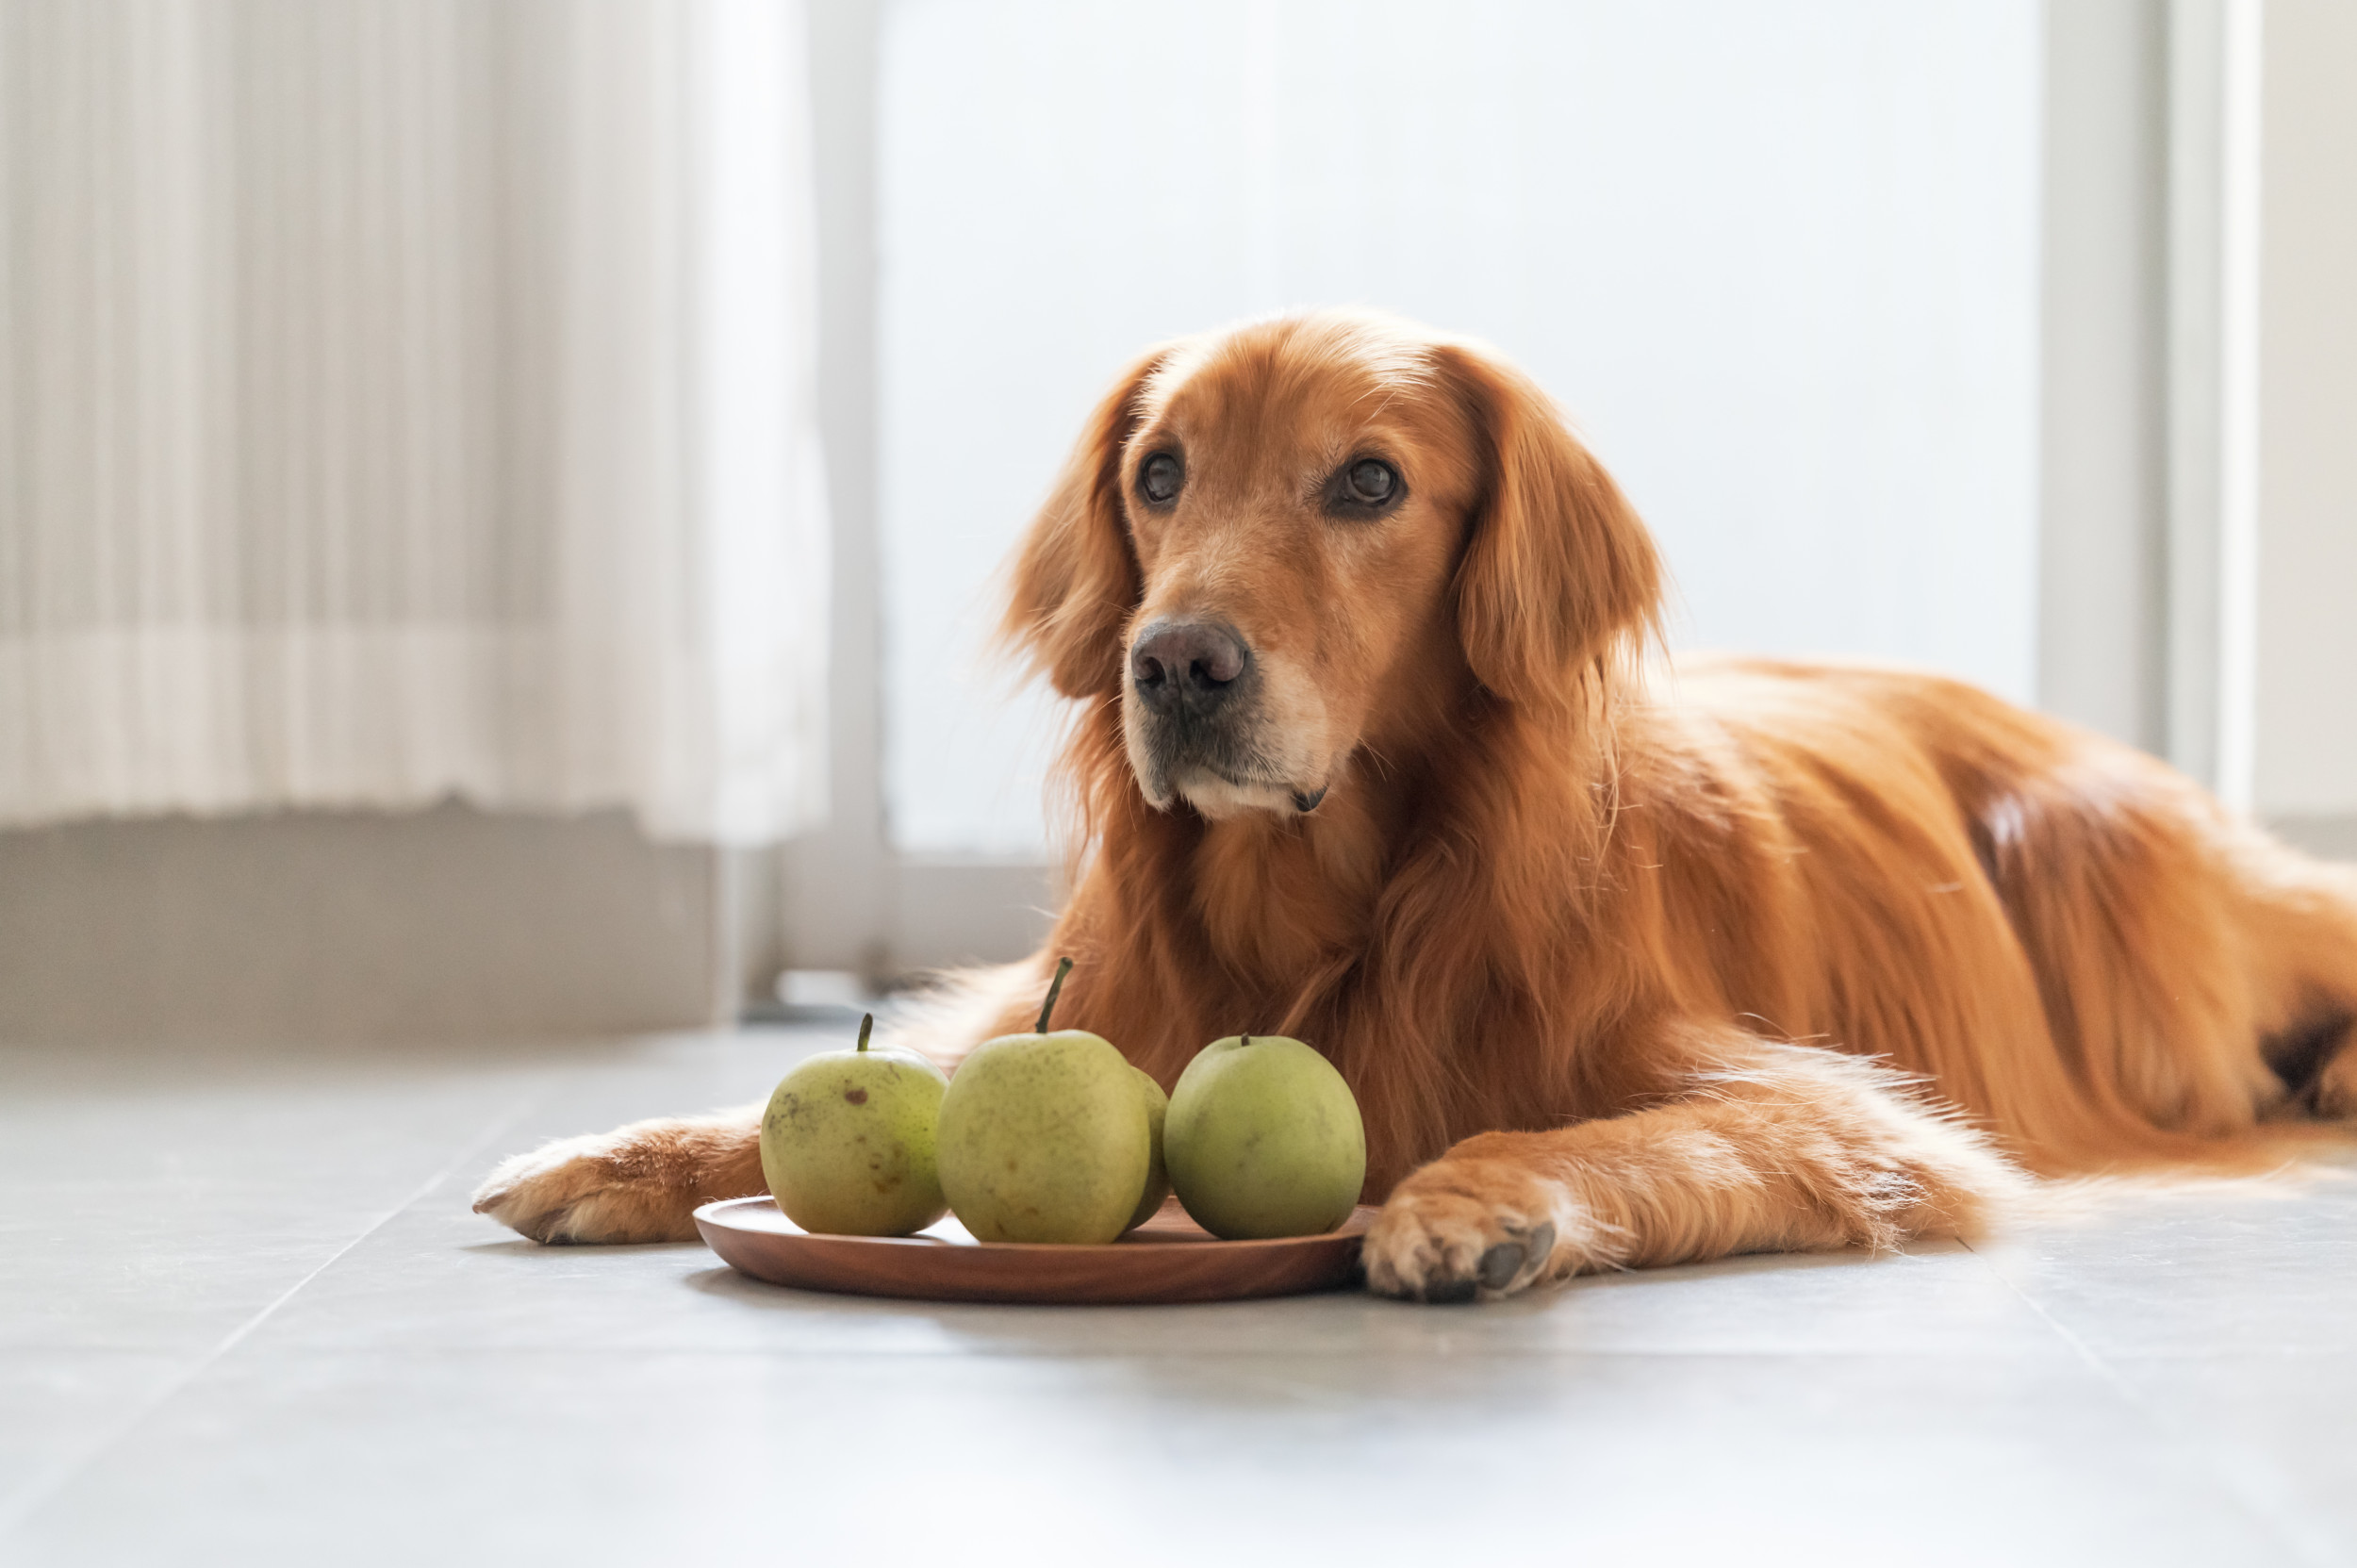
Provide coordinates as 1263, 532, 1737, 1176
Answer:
0, 0, 829, 843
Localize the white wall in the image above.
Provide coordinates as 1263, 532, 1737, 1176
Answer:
2253, 0, 2357, 821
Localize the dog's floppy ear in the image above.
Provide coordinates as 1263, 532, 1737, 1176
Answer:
1433, 341, 1663, 709
998, 346, 1170, 700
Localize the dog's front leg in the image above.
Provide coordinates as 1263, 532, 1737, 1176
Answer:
1362, 1035, 2025, 1302
470, 1109, 766, 1244
471, 961, 1048, 1244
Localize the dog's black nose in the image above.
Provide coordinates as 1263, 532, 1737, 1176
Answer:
1129, 619, 1248, 715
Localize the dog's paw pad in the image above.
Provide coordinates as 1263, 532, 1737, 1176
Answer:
1475, 1241, 1524, 1291
1423, 1275, 1479, 1305
1362, 1172, 1568, 1304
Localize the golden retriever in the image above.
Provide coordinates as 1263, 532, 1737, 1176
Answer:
475, 309, 2357, 1302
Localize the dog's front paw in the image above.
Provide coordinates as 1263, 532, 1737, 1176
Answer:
470, 1113, 761, 1245
1361, 1153, 1591, 1303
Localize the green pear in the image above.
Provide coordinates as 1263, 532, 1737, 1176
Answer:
1165, 1033, 1367, 1240
936, 958, 1151, 1245
1125, 1068, 1171, 1231
760, 1014, 951, 1237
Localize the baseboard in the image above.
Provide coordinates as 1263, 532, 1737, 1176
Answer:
0, 801, 729, 1045
890, 856, 1058, 974
2267, 815, 2357, 862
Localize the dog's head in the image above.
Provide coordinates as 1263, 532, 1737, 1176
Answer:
1002, 310, 1661, 821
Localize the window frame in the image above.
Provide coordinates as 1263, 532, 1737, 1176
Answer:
783, 0, 1055, 982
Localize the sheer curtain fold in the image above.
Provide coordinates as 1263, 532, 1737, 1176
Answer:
0, 0, 828, 843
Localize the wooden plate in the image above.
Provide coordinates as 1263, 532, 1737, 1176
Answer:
695, 1196, 1376, 1306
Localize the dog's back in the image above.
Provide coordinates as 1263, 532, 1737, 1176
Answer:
1656, 655, 2357, 1168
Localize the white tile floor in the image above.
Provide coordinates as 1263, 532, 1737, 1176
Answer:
5, 1025, 2353, 1567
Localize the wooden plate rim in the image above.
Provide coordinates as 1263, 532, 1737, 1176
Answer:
693, 1196, 1376, 1305
695, 1195, 1373, 1254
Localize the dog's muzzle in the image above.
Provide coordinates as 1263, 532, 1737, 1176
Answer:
1125, 617, 1295, 808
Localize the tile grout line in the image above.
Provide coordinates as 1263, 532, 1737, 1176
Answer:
1953, 1237, 2145, 1401
0, 1078, 559, 1544
1958, 1234, 2338, 1568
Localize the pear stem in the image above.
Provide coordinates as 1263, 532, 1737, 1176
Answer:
1037, 956, 1074, 1033
1242, 1032, 1252, 1048
856, 1012, 874, 1052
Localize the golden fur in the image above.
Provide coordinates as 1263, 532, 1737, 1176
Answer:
476, 310, 2357, 1302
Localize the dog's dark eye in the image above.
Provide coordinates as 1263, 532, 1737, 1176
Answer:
1346, 459, 1396, 503
1324, 455, 1405, 519
1139, 452, 1183, 506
